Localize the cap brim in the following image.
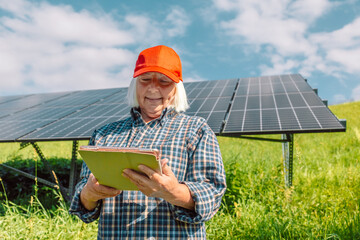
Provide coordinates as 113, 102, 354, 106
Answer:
133, 66, 181, 83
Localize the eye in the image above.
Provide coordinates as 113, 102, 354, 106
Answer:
159, 79, 172, 85
139, 78, 151, 83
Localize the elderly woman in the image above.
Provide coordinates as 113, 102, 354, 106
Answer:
70, 45, 226, 239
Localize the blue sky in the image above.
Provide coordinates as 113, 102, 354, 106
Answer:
0, 0, 359, 105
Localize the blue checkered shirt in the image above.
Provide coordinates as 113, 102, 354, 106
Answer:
69, 108, 226, 239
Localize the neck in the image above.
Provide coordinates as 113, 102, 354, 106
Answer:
141, 113, 159, 123
140, 109, 166, 123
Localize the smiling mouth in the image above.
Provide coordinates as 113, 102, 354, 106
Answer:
145, 97, 162, 101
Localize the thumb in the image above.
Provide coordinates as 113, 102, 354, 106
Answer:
90, 173, 99, 184
161, 158, 172, 175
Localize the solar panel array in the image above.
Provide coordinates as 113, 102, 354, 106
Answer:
0, 74, 345, 142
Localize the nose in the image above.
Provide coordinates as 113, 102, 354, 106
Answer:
147, 78, 161, 94
149, 76, 161, 88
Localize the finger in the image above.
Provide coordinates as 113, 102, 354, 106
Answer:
161, 158, 169, 168
89, 173, 121, 195
97, 184, 121, 195
161, 160, 173, 176
90, 173, 98, 183
138, 164, 160, 179
124, 173, 143, 187
123, 169, 149, 187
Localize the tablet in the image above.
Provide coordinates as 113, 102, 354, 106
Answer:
78, 146, 161, 190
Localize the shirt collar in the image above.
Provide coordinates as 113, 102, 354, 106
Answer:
131, 107, 178, 126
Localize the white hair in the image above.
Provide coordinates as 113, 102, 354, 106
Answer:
127, 78, 189, 112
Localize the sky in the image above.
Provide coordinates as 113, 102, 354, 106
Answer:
0, 0, 359, 105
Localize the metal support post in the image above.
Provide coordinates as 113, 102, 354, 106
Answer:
0, 164, 59, 189
69, 140, 79, 199
19, 142, 31, 149
282, 134, 294, 187
30, 142, 47, 162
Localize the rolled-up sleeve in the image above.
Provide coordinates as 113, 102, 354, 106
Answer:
170, 121, 226, 224
69, 131, 102, 223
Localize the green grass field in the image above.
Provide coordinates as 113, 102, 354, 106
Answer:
0, 101, 359, 239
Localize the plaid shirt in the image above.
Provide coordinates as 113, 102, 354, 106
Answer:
69, 108, 226, 239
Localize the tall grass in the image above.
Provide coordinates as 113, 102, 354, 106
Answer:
207, 101, 360, 239
0, 144, 97, 239
0, 183, 98, 239
0, 102, 359, 239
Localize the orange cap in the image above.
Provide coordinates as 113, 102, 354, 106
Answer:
133, 45, 182, 83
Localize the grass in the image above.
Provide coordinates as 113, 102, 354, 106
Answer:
0, 101, 359, 239
0, 187, 98, 239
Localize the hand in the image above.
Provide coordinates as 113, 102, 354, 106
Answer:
122, 159, 195, 210
80, 173, 122, 210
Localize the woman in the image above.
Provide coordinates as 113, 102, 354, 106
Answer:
70, 45, 226, 239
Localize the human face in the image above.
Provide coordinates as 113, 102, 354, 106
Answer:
136, 72, 176, 122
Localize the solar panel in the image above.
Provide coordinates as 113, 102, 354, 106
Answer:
0, 119, 54, 142
222, 74, 345, 135
0, 88, 125, 142
19, 116, 124, 141
17, 88, 130, 141
185, 78, 237, 133
0, 74, 345, 142
0, 95, 27, 105
0, 92, 73, 119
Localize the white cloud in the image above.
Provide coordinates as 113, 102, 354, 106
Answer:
212, 0, 235, 11
311, 17, 360, 75
0, 0, 32, 17
210, 0, 360, 86
352, 85, 360, 101
260, 55, 300, 75
333, 94, 347, 104
165, 7, 191, 37
124, 15, 163, 45
311, 17, 360, 49
326, 48, 360, 74
0, 0, 191, 96
0, 1, 134, 47
288, 0, 332, 23
184, 74, 207, 82
214, 0, 322, 55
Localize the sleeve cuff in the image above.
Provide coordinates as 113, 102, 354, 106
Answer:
168, 203, 200, 224
69, 185, 102, 223
169, 181, 217, 224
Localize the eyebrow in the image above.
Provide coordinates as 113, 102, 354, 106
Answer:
139, 74, 152, 78
139, 73, 171, 81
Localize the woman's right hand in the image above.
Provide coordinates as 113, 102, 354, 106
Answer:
80, 173, 122, 211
